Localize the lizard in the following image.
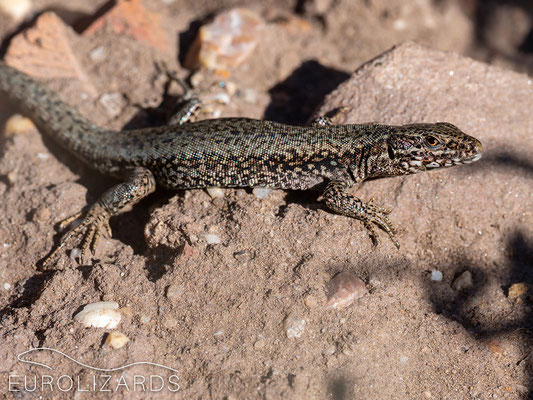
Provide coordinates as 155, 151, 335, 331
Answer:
0, 61, 483, 266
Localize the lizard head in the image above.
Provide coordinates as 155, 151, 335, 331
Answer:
384, 122, 483, 176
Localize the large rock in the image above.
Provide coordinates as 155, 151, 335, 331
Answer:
317, 41, 532, 260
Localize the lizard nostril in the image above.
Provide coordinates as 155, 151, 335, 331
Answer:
472, 138, 483, 154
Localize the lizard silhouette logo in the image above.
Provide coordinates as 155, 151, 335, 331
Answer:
8, 347, 180, 393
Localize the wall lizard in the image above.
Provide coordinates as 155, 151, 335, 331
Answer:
0, 62, 482, 265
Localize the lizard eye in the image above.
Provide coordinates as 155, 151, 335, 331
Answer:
425, 135, 440, 147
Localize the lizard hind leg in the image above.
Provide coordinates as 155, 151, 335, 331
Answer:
321, 180, 400, 249
42, 167, 156, 267
310, 106, 351, 127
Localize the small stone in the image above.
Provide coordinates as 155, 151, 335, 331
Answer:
303, 294, 317, 309
89, 46, 106, 62
254, 339, 265, 349
484, 340, 503, 356
242, 88, 258, 104
74, 301, 122, 329
430, 270, 443, 281
165, 284, 183, 301
284, 313, 306, 339
184, 8, 264, 71
36, 152, 49, 160
326, 272, 367, 309
252, 187, 272, 199
4, 282, 11, 290
0, 0, 31, 20
206, 187, 225, 199
342, 346, 354, 356
140, 315, 151, 324
70, 248, 81, 262
204, 233, 221, 244
162, 316, 178, 329
6, 172, 17, 184
99, 93, 126, 118
105, 331, 129, 349
508, 282, 529, 299
452, 271, 473, 291
4, 114, 35, 136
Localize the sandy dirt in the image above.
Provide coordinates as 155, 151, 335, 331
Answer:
0, 1, 532, 399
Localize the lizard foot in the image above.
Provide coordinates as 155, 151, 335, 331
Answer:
362, 201, 399, 249
42, 204, 112, 267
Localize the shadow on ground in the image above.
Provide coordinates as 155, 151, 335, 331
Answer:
264, 60, 350, 125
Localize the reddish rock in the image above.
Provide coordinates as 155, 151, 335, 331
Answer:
83, 0, 169, 54
4, 12, 96, 96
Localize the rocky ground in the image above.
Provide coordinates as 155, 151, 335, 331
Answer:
0, 0, 532, 399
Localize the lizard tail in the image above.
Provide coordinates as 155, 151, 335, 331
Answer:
0, 61, 112, 163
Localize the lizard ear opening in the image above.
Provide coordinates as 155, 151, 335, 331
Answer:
387, 144, 396, 160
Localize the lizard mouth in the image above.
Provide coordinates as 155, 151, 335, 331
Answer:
460, 152, 483, 164
412, 152, 483, 170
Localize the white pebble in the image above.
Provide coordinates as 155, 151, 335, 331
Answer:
431, 270, 443, 281
36, 152, 49, 160
326, 272, 367, 309
452, 271, 473, 291
206, 187, 224, 198
204, 233, 221, 244
284, 313, 306, 339
253, 187, 272, 199
0, 0, 31, 20
393, 19, 406, 31
74, 301, 122, 329
70, 248, 81, 261
4, 282, 11, 290
89, 46, 106, 62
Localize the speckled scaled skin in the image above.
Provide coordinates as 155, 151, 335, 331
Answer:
0, 61, 483, 264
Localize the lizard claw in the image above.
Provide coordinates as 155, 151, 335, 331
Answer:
363, 202, 400, 249
42, 204, 111, 267
366, 198, 392, 215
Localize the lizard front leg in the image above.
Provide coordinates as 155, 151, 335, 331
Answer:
321, 180, 400, 249
43, 167, 156, 266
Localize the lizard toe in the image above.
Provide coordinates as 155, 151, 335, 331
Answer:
43, 204, 112, 266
